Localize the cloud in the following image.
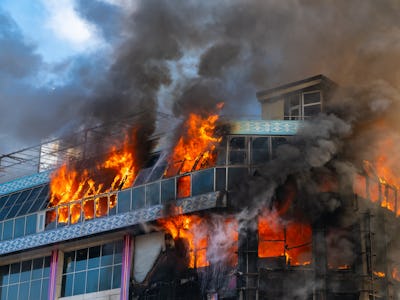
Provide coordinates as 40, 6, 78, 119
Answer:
42, 0, 104, 51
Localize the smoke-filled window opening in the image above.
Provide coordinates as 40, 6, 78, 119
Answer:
228, 136, 248, 165
284, 90, 322, 120
326, 228, 356, 271
258, 211, 312, 267
251, 137, 270, 164
271, 136, 290, 159
0, 256, 50, 300
61, 240, 123, 297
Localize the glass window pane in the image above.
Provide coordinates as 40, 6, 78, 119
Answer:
148, 164, 167, 182
216, 139, 227, 165
86, 269, 99, 293
0, 286, 7, 300
29, 279, 41, 299
192, 169, 214, 196
43, 257, 50, 278
41, 279, 48, 300
28, 185, 49, 213
229, 137, 245, 150
114, 241, 123, 264
31, 258, 43, 280
0, 223, 2, 241
146, 182, 160, 206
25, 214, 37, 235
0, 195, 9, 211
19, 281, 29, 299
101, 244, 113, 266
252, 137, 270, 164
303, 104, 321, 117
161, 179, 175, 203
134, 168, 152, 186
216, 168, 226, 191
7, 284, 18, 299
88, 246, 100, 269
2, 220, 13, 240
20, 260, 31, 282
0, 265, 9, 286
75, 249, 88, 272
14, 217, 25, 238
5, 203, 22, 219
303, 91, 321, 105
61, 274, 73, 297
132, 187, 145, 209
112, 265, 121, 289
99, 267, 112, 291
73, 271, 86, 296
9, 263, 20, 284
117, 190, 131, 213
229, 151, 247, 165
63, 252, 75, 273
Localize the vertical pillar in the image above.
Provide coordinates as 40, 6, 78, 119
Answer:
48, 249, 59, 300
313, 221, 327, 300
120, 234, 134, 300
238, 220, 258, 300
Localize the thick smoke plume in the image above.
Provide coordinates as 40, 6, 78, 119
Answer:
2, 0, 400, 152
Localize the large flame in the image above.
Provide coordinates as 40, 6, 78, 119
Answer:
166, 104, 223, 177
158, 214, 209, 268
49, 129, 139, 224
158, 213, 238, 269
258, 209, 312, 266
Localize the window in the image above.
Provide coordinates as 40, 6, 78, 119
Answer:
61, 241, 123, 297
285, 91, 322, 120
228, 137, 247, 165
251, 137, 270, 164
0, 256, 50, 300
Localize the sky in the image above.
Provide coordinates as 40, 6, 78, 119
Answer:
1, 0, 400, 156
0, 0, 130, 153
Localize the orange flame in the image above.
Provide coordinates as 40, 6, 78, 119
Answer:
166, 105, 223, 177
158, 214, 209, 268
373, 271, 386, 278
392, 267, 400, 281
258, 209, 312, 266
49, 130, 139, 224
158, 213, 238, 269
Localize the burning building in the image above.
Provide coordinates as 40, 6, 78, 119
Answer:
0, 74, 400, 300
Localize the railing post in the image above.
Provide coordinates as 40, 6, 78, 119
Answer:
120, 234, 134, 300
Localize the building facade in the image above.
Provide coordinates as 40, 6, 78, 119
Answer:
0, 75, 399, 300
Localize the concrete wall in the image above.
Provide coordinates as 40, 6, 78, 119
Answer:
59, 288, 120, 300
261, 98, 284, 120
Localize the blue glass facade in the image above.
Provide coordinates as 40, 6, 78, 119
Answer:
61, 241, 123, 297
0, 256, 50, 300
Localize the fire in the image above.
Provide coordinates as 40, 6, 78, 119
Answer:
373, 271, 386, 278
158, 214, 209, 268
337, 265, 351, 270
49, 129, 139, 224
258, 210, 312, 266
158, 213, 238, 269
353, 159, 399, 215
166, 104, 223, 177
392, 267, 400, 281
